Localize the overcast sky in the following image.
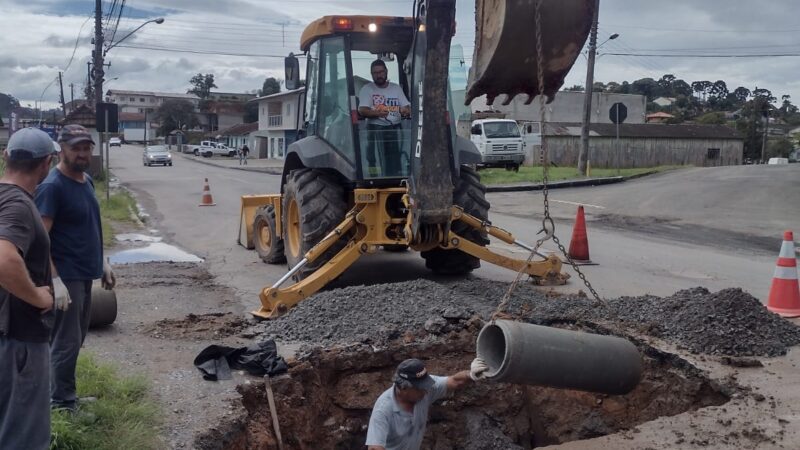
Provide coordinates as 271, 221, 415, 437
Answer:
1, 0, 798, 110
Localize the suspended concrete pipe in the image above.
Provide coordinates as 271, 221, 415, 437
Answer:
476, 320, 642, 395
89, 284, 118, 328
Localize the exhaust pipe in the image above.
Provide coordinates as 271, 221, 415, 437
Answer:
476, 320, 642, 395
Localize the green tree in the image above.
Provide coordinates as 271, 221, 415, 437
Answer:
155, 99, 198, 136
695, 111, 726, 125
244, 102, 258, 123
732, 86, 751, 104
766, 137, 793, 159
563, 84, 584, 92
691, 80, 712, 101
260, 77, 281, 96
188, 73, 217, 100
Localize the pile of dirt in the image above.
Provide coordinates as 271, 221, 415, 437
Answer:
252, 279, 494, 347
142, 313, 248, 340
252, 279, 800, 357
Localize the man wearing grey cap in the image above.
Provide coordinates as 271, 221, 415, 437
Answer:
0, 127, 57, 449
34, 124, 116, 411
366, 357, 489, 450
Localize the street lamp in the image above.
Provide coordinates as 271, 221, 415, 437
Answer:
104, 17, 165, 56
597, 33, 619, 49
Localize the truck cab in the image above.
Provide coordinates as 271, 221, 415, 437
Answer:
470, 119, 525, 171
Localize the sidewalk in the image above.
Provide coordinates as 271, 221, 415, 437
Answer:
178, 152, 655, 191
177, 152, 284, 174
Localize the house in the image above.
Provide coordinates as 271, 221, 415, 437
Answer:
219, 122, 259, 150
470, 91, 647, 124
119, 112, 158, 143
197, 101, 246, 133
653, 97, 677, 108
542, 122, 743, 168
106, 89, 200, 115
645, 112, 674, 124
251, 88, 305, 159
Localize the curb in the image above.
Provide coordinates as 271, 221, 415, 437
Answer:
177, 153, 283, 175
486, 176, 624, 193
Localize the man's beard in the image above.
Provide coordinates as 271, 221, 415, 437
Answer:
375, 77, 387, 86
63, 153, 90, 172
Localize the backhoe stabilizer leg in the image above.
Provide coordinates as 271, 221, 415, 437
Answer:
252, 210, 361, 319
444, 232, 568, 285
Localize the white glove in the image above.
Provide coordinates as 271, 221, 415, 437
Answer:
470, 358, 490, 381
102, 259, 116, 290
53, 277, 71, 311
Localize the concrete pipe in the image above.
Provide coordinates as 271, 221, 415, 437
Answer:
89, 284, 117, 328
476, 320, 642, 395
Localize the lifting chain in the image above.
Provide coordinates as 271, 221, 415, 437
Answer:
493, 0, 603, 321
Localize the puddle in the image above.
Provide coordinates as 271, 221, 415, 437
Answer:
109, 242, 203, 264
115, 233, 163, 243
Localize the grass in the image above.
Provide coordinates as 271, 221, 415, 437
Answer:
93, 176, 138, 247
477, 165, 687, 185
50, 353, 161, 450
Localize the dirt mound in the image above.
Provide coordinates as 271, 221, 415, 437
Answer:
142, 313, 248, 340
252, 279, 800, 357
252, 279, 494, 347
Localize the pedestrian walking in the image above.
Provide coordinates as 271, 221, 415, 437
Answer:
240, 144, 250, 166
34, 124, 116, 412
0, 128, 57, 450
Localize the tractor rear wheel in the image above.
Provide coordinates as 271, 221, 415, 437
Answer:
421, 166, 490, 274
282, 168, 349, 281
253, 205, 286, 264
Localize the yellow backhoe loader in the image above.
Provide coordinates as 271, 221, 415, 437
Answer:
238, 0, 594, 318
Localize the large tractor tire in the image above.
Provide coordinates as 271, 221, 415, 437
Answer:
253, 205, 286, 264
422, 166, 490, 274
282, 168, 349, 281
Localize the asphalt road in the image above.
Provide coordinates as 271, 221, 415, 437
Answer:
109, 145, 794, 310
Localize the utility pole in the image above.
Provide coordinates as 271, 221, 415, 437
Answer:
70, 83, 75, 114
578, 0, 599, 176
93, 0, 104, 107
761, 109, 770, 163
58, 72, 67, 118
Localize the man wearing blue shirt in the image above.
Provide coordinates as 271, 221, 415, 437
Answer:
35, 124, 116, 411
366, 357, 488, 450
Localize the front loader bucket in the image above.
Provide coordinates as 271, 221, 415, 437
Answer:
466, 0, 594, 106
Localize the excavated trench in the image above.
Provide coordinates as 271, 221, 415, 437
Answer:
196, 322, 732, 450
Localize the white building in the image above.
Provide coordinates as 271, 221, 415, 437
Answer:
251, 88, 305, 159
106, 89, 200, 115
653, 97, 677, 108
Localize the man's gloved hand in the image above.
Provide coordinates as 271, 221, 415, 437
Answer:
52, 277, 71, 311
470, 357, 490, 381
102, 260, 116, 290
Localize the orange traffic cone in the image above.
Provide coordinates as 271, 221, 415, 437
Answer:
568, 205, 591, 263
198, 178, 216, 206
766, 230, 800, 317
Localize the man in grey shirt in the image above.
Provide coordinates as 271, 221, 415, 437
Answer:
366, 357, 488, 450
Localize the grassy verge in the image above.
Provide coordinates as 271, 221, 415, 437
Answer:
478, 165, 687, 185
94, 177, 138, 247
50, 353, 161, 450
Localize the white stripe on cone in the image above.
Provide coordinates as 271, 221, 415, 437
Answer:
779, 241, 796, 258
774, 266, 799, 280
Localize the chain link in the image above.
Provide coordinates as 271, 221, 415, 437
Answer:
493, 0, 603, 319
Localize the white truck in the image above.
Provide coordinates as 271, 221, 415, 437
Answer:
469, 119, 526, 171
191, 141, 236, 158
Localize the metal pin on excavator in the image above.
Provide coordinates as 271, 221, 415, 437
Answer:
237, 0, 594, 319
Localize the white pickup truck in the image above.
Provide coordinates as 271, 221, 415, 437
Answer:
191, 141, 236, 158
469, 119, 526, 171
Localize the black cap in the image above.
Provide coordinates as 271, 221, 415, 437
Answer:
394, 358, 435, 390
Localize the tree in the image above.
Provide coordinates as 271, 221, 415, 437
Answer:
630, 78, 658, 100
260, 77, 281, 96
0, 92, 20, 118
732, 87, 751, 104
244, 102, 259, 123
671, 80, 693, 97
155, 99, 198, 135
691, 81, 712, 101
766, 137, 793, 159
188, 73, 217, 100
695, 112, 726, 125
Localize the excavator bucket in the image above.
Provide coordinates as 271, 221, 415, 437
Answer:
466, 0, 594, 106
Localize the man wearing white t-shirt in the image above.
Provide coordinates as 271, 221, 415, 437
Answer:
358, 59, 411, 176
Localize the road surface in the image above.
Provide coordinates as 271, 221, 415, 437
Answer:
108, 145, 798, 311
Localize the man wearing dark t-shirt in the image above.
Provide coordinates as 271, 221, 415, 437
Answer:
35, 124, 116, 411
0, 127, 57, 449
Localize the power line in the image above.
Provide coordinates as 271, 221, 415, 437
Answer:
604, 24, 800, 33
115, 44, 300, 58
64, 15, 94, 74
602, 52, 800, 58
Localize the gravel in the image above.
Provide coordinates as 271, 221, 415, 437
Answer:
252, 278, 800, 357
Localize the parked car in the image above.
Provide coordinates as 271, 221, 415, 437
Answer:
191, 141, 236, 157
142, 145, 173, 166
109, 137, 122, 147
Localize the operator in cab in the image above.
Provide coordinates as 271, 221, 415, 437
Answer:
358, 59, 411, 177
365, 358, 489, 450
